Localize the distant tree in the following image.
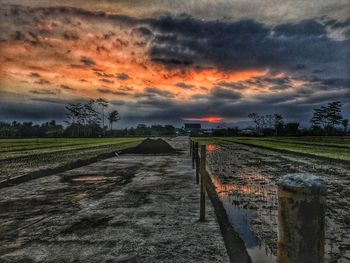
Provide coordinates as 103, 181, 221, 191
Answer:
265, 114, 274, 129
273, 114, 284, 135
327, 101, 343, 133
342, 119, 349, 134
248, 113, 262, 133
96, 98, 109, 130
285, 122, 300, 135
107, 110, 120, 131
311, 101, 343, 135
65, 103, 83, 125
84, 99, 100, 125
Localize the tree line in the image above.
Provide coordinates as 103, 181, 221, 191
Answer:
0, 100, 348, 138
0, 98, 178, 138
64, 98, 120, 137
248, 101, 348, 136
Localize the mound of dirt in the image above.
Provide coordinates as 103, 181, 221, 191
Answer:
124, 138, 176, 154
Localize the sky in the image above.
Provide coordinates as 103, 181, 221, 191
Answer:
0, 0, 349, 128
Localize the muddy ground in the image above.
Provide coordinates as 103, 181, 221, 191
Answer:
206, 142, 350, 263
0, 137, 229, 263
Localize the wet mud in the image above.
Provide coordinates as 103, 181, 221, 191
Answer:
206, 142, 350, 263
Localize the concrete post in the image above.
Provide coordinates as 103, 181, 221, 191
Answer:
195, 142, 199, 184
199, 144, 206, 222
277, 173, 326, 263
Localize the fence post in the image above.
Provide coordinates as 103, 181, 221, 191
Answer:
189, 138, 192, 157
277, 173, 326, 263
195, 142, 199, 184
192, 141, 195, 169
199, 144, 206, 222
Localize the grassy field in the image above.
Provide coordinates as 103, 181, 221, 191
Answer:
0, 137, 144, 182
193, 136, 350, 162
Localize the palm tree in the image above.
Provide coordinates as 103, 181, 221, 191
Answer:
107, 110, 120, 131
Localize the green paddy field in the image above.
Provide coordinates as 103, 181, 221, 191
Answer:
0, 138, 143, 182
193, 136, 350, 162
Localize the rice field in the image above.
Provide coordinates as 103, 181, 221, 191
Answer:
0, 138, 144, 182
194, 136, 350, 162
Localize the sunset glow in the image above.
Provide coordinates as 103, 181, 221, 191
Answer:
0, 1, 349, 126
183, 117, 224, 123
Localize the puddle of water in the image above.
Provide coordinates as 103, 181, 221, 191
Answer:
209, 170, 276, 263
207, 144, 221, 153
206, 144, 277, 263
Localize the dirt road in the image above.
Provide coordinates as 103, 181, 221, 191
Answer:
0, 137, 229, 263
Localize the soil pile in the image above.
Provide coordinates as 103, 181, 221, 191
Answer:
124, 138, 176, 154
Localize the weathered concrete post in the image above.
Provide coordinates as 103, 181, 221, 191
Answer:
199, 144, 206, 222
195, 142, 199, 184
277, 173, 326, 263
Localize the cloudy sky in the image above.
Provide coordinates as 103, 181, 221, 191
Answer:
0, 0, 349, 127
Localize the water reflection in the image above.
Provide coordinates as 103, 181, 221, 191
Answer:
206, 144, 277, 263
207, 144, 221, 153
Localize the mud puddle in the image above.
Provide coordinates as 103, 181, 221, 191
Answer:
207, 144, 276, 262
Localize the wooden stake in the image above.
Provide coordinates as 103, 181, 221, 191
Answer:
200, 144, 206, 222
192, 141, 195, 169
195, 142, 199, 184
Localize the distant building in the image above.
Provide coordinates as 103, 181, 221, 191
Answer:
184, 123, 201, 130
184, 123, 201, 135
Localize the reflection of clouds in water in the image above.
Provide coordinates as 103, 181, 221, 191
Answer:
206, 145, 277, 261
206, 144, 221, 153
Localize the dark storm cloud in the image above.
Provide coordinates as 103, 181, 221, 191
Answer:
30, 88, 59, 95
63, 30, 80, 40
94, 71, 115, 78
97, 88, 128, 96
132, 26, 153, 37
320, 77, 350, 88
273, 19, 326, 37
30, 72, 41, 78
175, 82, 195, 90
99, 78, 114, 84
59, 84, 75, 90
0, 101, 66, 121
80, 56, 96, 66
216, 81, 247, 90
116, 73, 129, 80
216, 75, 293, 91
147, 16, 350, 76
34, 78, 51, 85
210, 87, 242, 100
142, 87, 175, 98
